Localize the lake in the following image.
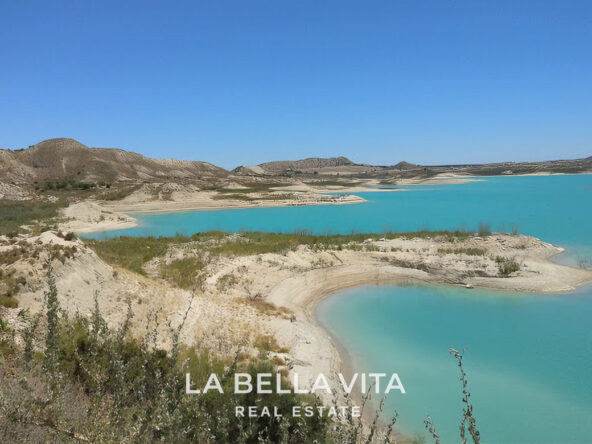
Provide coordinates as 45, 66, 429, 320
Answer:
86, 174, 592, 443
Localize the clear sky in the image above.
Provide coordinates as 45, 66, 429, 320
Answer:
1, 1, 591, 169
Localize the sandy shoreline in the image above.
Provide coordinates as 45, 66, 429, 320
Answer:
62, 193, 368, 233
62, 171, 592, 234
266, 244, 592, 416
60, 175, 492, 234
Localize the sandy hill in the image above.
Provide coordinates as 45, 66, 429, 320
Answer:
0, 138, 229, 185
392, 161, 418, 170
257, 156, 354, 173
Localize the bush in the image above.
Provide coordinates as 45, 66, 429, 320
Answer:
0, 295, 18, 308
101, 184, 142, 201
253, 333, 290, 354
160, 256, 205, 289
496, 256, 520, 276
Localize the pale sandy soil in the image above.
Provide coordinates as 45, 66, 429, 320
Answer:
395, 173, 482, 185
61, 201, 138, 233
0, 181, 33, 200
505, 171, 592, 177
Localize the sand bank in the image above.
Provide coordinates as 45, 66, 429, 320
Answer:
60, 192, 366, 233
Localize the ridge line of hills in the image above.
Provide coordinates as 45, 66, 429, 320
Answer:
1, 138, 591, 188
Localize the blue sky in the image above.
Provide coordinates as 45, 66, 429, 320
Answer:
1, 1, 591, 169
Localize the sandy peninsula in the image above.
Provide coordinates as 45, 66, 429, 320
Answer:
60, 183, 368, 233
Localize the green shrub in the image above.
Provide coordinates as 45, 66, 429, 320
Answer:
160, 256, 205, 289
0, 295, 18, 308
496, 256, 520, 276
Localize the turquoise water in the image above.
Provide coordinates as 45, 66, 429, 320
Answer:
316, 285, 592, 444
85, 175, 592, 262
87, 175, 592, 443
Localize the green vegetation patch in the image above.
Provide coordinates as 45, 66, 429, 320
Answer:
0, 200, 67, 236
495, 256, 520, 276
85, 236, 180, 275
0, 295, 18, 308
85, 229, 474, 278
160, 256, 205, 290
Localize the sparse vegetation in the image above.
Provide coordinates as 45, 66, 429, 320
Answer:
100, 184, 142, 201
0, 200, 67, 235
85, 229, 475, 277
244, 297, 294, 317
38, 180, 97, 191
303, 180, 360, 187
84, 235, 190, 274
160, 256, 205, 289
0, 272, 23, 307
57, 230, 77, 241
495, 256, 520, 276
253, 333, 290, 354
0, 242, 77, 267
0, 274, 330, 443
217, 272, 238, 292
438, 248, 486, 256
0, 269, 487, 443
212, 192, 296, 201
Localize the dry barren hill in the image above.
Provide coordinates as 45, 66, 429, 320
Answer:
236, 156, 391, 176
0, 138, 229, 185
238, 154, 592, 179
259, 156, 354, 172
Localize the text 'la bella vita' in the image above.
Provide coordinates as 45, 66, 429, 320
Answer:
186, 372, 406, 395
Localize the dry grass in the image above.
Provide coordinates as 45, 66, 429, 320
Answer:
242, 298, 293, 317
160, 256, 205, 290
253, 334, 289, 353
438, 248, 486, 256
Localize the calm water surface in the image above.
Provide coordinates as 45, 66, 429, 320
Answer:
87, 175, 592, 443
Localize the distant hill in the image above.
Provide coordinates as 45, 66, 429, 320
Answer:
392, 161, 418, 170
234, 156, 423, 176
0, 138, 229, 185
257, 156, 354, 174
